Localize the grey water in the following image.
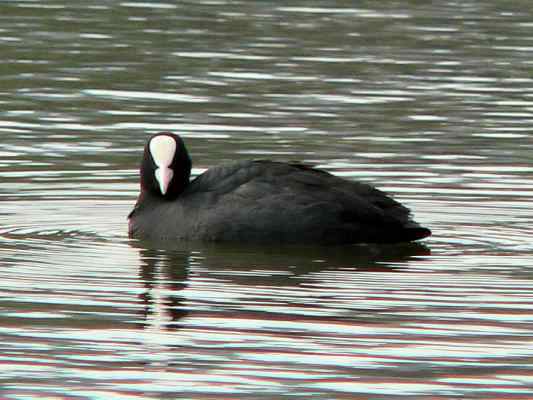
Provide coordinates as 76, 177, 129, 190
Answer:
1, 1, 533, 398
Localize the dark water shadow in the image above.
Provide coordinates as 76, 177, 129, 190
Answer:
135, 246, 190, 330
131, 240, 431, 330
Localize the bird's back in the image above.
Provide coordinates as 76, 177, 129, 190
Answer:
158, 160, 430, 244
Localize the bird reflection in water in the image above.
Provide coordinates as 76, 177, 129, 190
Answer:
136, 247, 190, 331
132, 241, 430, 331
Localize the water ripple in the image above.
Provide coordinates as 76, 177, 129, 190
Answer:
83, 89, 211, 103
1, 1, 533, 398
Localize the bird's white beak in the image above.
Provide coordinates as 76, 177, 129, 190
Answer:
149, 135, 177, 196
155, 166, 174, 195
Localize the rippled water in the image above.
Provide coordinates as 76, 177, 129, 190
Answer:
1, 1, 533, 398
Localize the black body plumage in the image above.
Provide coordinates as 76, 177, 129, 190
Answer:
129, 132, 431, 244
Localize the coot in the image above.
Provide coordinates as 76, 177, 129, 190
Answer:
128, 132, 431, 244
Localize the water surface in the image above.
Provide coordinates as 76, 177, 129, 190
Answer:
1, 1, 533, 398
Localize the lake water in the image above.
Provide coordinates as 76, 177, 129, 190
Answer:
1, 1, 533, 398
